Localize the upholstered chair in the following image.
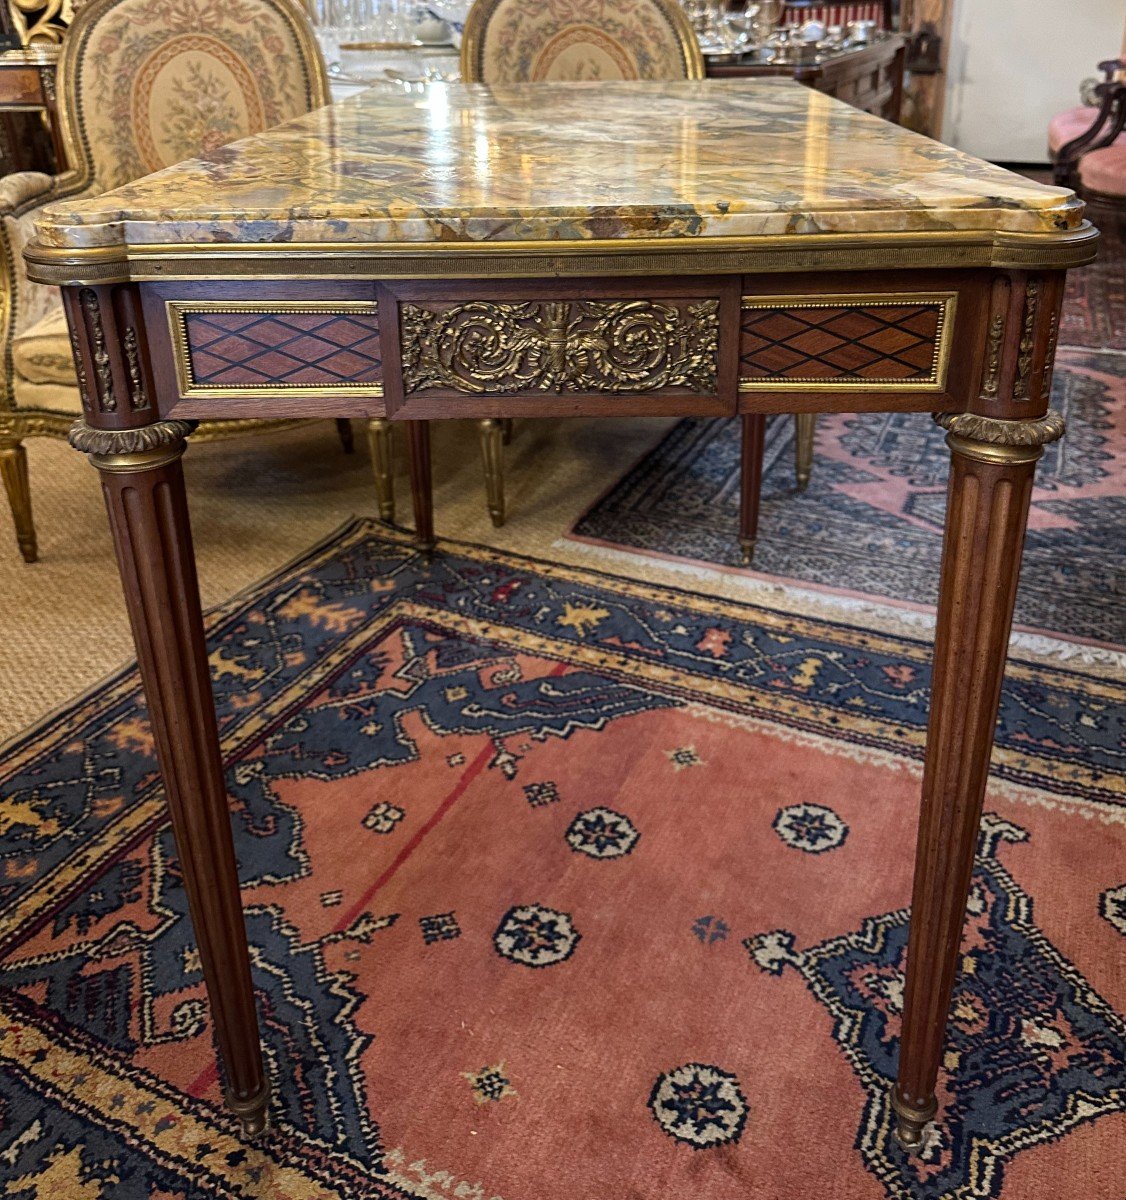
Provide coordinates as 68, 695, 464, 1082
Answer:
0, 0, 354, 562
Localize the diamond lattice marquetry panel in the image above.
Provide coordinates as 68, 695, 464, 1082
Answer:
740, 303, 943, 383
184, 309, 382, 387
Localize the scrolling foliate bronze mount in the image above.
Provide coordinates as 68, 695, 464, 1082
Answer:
400, 298, 720, 395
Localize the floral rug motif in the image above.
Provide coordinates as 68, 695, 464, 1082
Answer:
1, 525, 1123, 1199
570, 350, 1125, 647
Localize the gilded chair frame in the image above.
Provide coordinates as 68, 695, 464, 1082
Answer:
460, 0, 706, 84
0, 0, 343, 563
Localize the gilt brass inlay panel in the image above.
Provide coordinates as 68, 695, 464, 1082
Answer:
400, 298, 720, 395
168, 300, 383, 399
738, 292, 956, 392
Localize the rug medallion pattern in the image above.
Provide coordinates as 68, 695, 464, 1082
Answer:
0, 526, 1122, 1198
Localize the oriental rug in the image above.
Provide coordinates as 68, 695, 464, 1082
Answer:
0, 524, 1123, 1200
571, 349, 1125, 647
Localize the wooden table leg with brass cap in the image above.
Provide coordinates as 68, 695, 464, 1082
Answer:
62, 287, 271, 1139
891, 273, 1066, 1151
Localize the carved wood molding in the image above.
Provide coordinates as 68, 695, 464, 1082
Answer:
400, 298, 720, 395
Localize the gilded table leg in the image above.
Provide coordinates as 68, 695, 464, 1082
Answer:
477, 417, 506, 527
794, 412, 816, 490
0, 436, 37, 563
366, 417, 395, 522
408, 420, 434, 548
69, 419, 271, 1138
739, 414, 765, 564
892, 408, 1064, 1150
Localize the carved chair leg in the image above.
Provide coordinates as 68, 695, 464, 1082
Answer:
739, 413, 765, 564
69, 420, 271, 1138
407, 420, 434, 548
334, 417, 355, 454
892, 413, 1062, 1151
477, 418, 506, 528
794, 412, 816, 490
0, 436, 37, 563
366, 418, 395, 522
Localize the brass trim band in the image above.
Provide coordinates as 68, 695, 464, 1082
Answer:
24, 225, 1100, 287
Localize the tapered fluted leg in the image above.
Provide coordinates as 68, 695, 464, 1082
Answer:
70, 420, 269, 1138
408, 420, 434, 548
794, 412, 816, 490
0, 436, 37, 563
366, 418, 395, 522
892, 412, 1062, 1150
739, 414, 765, 564
334, 417, 355, 454
478, 418, 506, 527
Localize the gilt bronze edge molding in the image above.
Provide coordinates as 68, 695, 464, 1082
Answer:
68, 418, 198, 470
935, 410, 1065, 465
22, 225, 1100, 287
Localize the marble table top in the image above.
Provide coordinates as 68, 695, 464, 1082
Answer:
35, 78, 1083, 252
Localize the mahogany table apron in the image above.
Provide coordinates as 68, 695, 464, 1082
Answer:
23, 79, 1098, 1154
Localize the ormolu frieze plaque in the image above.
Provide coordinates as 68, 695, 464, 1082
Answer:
400, 298, 720, 395
738, 293, 956, 391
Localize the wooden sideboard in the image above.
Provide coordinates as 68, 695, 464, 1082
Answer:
0, 46, 63, 174
707, 35, 907, 123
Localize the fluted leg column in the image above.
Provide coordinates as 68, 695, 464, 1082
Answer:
366, 417, 395, 522
477, 417, 506, 528
69, 419, 270, 1137
0, 436, 37, 562
408, 420, 434, 548
892, 409, 1064, 1150
794, 412, 816, 490
739, 414, 765, 564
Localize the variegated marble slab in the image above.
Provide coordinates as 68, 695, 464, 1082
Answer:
36, 79, 1082, 250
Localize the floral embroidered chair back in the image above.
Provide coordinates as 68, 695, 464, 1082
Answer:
460, 0, 704, 85
58, 0, 329, 195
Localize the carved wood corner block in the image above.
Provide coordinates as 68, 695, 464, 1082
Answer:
63, 284, 157, 425
400, 297, 720, 395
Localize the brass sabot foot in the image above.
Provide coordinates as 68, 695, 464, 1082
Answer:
739, 537, 756, 565
891, 1088, 937, 1153
226, 1082, 271, 1140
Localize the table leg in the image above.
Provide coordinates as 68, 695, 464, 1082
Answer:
367, 417, 395, 522
794, 412, 816, 490
478, 417, 506, 527
408, 419, 434, 547
739, 413, 765, 564
892, 408, 1064, 1150
69, 419, 270, 1138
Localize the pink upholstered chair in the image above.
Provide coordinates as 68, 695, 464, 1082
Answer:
1050, 31, 1126, 206
0, 0, 353, 562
